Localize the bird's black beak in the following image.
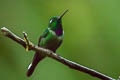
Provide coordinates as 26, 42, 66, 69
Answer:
58, 9, 68, 20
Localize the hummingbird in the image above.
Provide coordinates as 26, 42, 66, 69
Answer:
27, 9, 68, 77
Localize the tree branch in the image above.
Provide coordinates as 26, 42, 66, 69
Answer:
1, 27, 116, 80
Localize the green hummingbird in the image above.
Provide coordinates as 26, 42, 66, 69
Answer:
27, 9, 68, 77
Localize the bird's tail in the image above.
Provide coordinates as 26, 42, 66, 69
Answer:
26, 52, 45, 77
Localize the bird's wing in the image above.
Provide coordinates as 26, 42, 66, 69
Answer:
38, 29, 49, 46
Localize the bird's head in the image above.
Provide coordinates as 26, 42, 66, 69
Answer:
48, 9, 68, 30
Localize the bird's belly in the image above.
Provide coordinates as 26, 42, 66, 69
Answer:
46, 38, 60, 49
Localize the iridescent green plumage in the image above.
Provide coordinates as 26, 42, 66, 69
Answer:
27, 10, 68, 77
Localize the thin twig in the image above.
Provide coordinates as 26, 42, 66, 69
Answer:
1, 27, 116, 80
23, 32, 30, 51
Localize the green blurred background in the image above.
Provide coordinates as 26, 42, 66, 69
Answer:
0, 0, 120, 80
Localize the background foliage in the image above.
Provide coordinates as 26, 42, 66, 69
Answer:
0, 0, 120, 80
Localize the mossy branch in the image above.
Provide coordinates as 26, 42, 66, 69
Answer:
1, 27, 116, 80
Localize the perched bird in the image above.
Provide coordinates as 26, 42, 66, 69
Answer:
27, 10, 68, 77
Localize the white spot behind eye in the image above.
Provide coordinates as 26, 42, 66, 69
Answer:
50, 20, 52, 23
